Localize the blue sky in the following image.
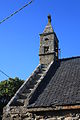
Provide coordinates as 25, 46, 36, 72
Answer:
0, 0, 80, 81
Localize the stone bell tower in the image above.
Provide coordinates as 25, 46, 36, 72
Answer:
39, 15, 59, 65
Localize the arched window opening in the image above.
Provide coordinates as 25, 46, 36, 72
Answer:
44, 46, 49, 53
45, 38, 49, 41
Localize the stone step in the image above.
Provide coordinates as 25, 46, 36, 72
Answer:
19, 93, 28, 99
22, 89, 31, 93
33, 75, 41, 80
16, 99, 25, 106
11, 99, 24, 106
37, 73, 44, 76
28, 79, 37, 85
41, 64, 47, 68
24, 84, 35, 90
37, 72, 44, 76
41, 68, 47, 72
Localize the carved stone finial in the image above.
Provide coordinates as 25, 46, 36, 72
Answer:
48, 14, 51, 23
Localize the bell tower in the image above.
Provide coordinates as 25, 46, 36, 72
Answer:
39, 15, 59, 65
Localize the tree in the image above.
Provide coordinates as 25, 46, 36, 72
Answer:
0, 77, 24, 120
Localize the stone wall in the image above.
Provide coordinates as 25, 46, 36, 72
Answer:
39, 54, 55, 65
39, 32, 58, 65
3, 108, 80, 120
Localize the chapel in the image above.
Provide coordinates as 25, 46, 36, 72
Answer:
3, 15, 80, 120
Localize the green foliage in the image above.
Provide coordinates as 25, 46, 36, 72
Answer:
0, 77, 24, 98
0, 77, 24, 119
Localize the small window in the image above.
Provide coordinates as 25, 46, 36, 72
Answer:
44, 46, 49, 53
45, 38, 49, 41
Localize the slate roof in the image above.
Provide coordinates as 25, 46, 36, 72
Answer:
28, 57, 80, 108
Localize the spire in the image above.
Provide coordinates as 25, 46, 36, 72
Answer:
43, 14, 54, 34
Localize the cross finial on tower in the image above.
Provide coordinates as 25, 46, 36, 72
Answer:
48, 14, 51, 23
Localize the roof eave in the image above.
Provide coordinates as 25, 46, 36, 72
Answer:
26, 105, 80, 112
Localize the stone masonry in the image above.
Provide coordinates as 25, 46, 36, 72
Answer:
39, 15, 59, 65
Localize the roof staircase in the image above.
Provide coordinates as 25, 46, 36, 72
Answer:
8, 64, 48, 107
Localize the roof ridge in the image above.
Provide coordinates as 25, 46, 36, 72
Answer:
60, 56, 80, 61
